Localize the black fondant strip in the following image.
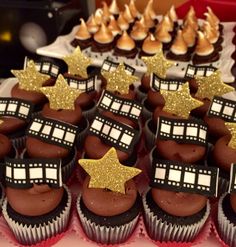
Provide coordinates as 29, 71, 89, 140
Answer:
88, 113, 139, 153
97, 90, 142, 121
185, 64, 217, 78
4, 157, 62, 188
0, 98, 34, 120
101, 59, 135, 75
64, 75, 97, 92
151, 73, 186, 91
156, 116, 208, 146
26, 116, 78, 149
207, 96, 236, 122
151, 159, 219, 197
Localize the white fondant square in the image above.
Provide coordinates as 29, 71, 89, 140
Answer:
161, 84, 168, 90
51, 66, 59, 75
169, 84, 178, 91
42, 125, 51, 135
42, 64, 50, 71
173, 126, 184, 136
186, 127, 198, 137
199, 129, 207, 140
130, 107, 141, 116
14, 168, 26, 179
198, 174, 211, 187
103, 96, 112, 107
64, 132, 75, 143
111, 101, 121, 111
197, 70, 204, 76
69, 82, 77, 89
206, 70, 214, 76
7, 103, 17, 112
121, 104, 131, 113
223, 106, 234, 116
30, 167, 43, 179
46, 168, 57, 179
6, 166, 12, 178
155, 167, 166, 180
91, 119, 103, 131
211, 102, 222, 113
53, 128, 65, 139
31, 122, 42, 132
187, 68, 194, 75
184, 172, 195, 184
0, 103, 6, 111
19, 106, 29, 116
110, 128, 121, 139
79, 84, 86, 90
102, 124, 111, 135
169, 169, 181, 182
160, 123, 171, 134
120, 133, 132, 145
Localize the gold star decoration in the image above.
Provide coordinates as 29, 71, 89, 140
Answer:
101, 63, 138, 94
195, 70, 234, 101
79, 147, 141, 194
141, 49, 175, 78
40, 74, 81, 110
11, 60, 50, 92
160, 82, 203, 119
225, 122, 236, 149
63, 46, 92, 78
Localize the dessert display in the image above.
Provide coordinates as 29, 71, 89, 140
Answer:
77, 147, 142, 244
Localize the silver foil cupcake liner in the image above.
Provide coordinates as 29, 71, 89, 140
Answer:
0, 183, 4, 210
144, 118, 156, 151
77, 118, 89, 147
76, 194, 140, 245
142, 190, 210, 242
81, 102, 97, 122
141, 97, 152, 121
2, 185, 72, 246
217, 193, 236, 247
136, 86, 147, 102
11, 135, 26, 150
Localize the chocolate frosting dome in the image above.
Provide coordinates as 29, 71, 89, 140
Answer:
142, 33, 162, 54
129, 0, 141, 19
109, 0, 120, 15
117, 12, 129, 31
170, 29, 188, 55
195, 31, 214, 56
0, 133, 11, 160
116, 31, 135, 51
168, 5, 178, 22
182, 24, 196, 47
6, 185, 64, 216
123, 4, 134, 24
151, 188, 207, 217
94, 23, 114, 44
75, 18, 91, 40
82, 176, 137, 217
108, 15, 122, 36
0, 116, 26, 135
87, 14, 99, 34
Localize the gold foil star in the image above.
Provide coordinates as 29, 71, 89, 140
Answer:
11, 60, 50, 92
225, 122, 236, 149
40, 74, 81, 110
195, 70, 234, 101
63, 46, 92, 78
79, 147, 141, 194
160, 82, 203, 119
101, 63, 138, 94
141, 49, 175, 78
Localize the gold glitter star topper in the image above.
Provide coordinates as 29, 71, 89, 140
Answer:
101, 63, 138, 94
141, 49, 175, 78
160, 82, 203, 119
195, 70, 234, 101
225, 122, 236, 149
11, 60, 50, 92
40, 74, 81, 110
79, 147, 141, 194
63, 46, 92, 78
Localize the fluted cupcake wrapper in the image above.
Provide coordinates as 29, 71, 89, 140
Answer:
77, 118, 89, 147
2, 185, 72, 246
144, 118, 156, 151
11, 135, 26, 150
141, 98, 152, 121
217, 193, 236, 247
142, 191, 210, 242
81, 102, 97, 122
0, 183, 4, 210
76, 195, 140, 245
135, 86, 147, 103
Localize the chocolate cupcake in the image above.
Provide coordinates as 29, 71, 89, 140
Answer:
0, 133, 17, 162
143, 159, 218, 242
77, 147, 142, 244
2, 158, 71, 245
139, 33, 162, 57
71, 18, 92, 49
217, 164, 236, 247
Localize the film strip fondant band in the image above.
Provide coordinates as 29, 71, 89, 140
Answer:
27, 116, 78, 149
97, 90, 142, 121
156, 116, 208, 146
65, 75, 97, 92
5, 157, 62, 188
101, 59, 135, 75
207, 96, 236, 122
151, 73, 185, 91
24, 57, 61, 78
151, 159, 219, 197
88, 113, 139, 153
229, 163, 236, 193
185, 64, 217, 78
0, 98, 34, 120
